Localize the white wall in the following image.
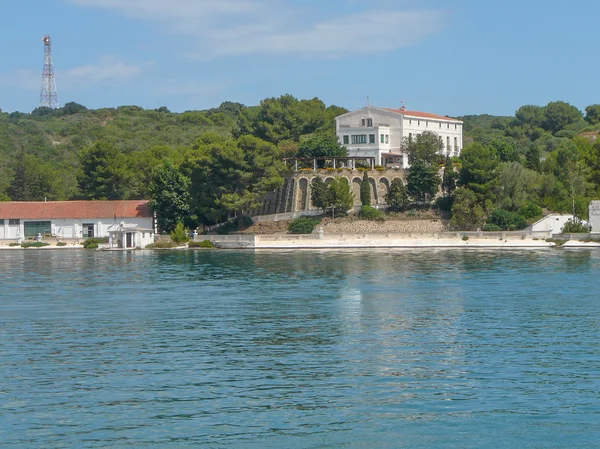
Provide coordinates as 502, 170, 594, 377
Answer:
336, 107, 463, 165
590, 201, 600, 233
530, 215, 574, 233
0, 217, 153, 240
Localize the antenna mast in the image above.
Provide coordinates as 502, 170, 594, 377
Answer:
40, 35, 59, 109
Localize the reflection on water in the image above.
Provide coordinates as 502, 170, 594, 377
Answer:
1, 249, 600, 448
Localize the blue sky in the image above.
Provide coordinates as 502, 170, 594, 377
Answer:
1, 0, 598, 116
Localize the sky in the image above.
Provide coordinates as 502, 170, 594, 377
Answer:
0, 0, 599, 117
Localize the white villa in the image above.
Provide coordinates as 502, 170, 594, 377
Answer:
335, 106, 463, 168
0, 200, 154, 241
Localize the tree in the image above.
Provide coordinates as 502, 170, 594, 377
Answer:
188, 134, 285, 228
78, 140, 134, 200
149, 160, 191, 233
385, 178, 409, 211
486, 209, 527, 231
525, 144, 541, 172
458, 142, 499, 203
407, 160, 440, 203
496, 162, 540, 211
441, 157, 457, 197
486, 136, 519, 162
405, 130, 444, 165
585, 104, 600, 125
310, 177, 353, 217
328, 178, 354, 217
60, 102, 87, 115
449, 188, 485, 230
310, 177, 332, 212
360, 170, 371, 206
6, 154, 54, 201
296, 133, 347, 158
542, 101, 582, 134
170, 222, 190, 244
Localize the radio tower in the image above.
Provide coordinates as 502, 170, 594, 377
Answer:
40, 35, 59, 109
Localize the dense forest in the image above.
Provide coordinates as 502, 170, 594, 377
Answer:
1, 96, 599, 231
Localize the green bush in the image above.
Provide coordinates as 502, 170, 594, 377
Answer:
519, 203, 543, 220
171, 222, 190, 244
9, 242, 20, 247
462, 235, 469, 241
82, 237, 108, 249
21, 242, 51, 248
486, 209, 527, 231
146, 240, 178, 249
56, 242, 68, 247
562, 218, 592, 233
288, 216, 321, 234
189, 240, 215, 248
359, 205, 385, 221
482, 223, 502, 231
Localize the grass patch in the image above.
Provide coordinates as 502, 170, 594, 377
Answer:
83, 237, 108, 249
546, 238, 568, 246
9, 242, 20, 247
189, 240, 215, 248
462, 235, 469, 241
56, 242, 68, 246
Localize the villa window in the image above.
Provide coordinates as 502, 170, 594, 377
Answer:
455, 124, 457, 129
447, 123, 450, 128
343, 135, 349, 145
369, 134, 376, 144
361, 118, 366, 126
418, 120, 420, 126
409, 119, 412, 125
385, 135, 389, 144
9, 219, 19, 225
380, 134, 385, 143
367, 118, 373, 127
426, 121, 429, 127
439, 122, 442, 128
0, 219, 4, 225
454, 137, 458, 150
351, 135, 367, 144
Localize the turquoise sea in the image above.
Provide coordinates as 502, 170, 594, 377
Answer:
1, 249, 600, 448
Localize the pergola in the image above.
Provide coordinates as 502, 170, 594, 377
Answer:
283, 156, 377, 171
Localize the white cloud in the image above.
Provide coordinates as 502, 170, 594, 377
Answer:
66, 0, 446, 57
64, 57, 144, 84
0, 69, 40, 91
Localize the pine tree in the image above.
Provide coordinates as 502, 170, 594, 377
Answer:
360, 170, 371, 206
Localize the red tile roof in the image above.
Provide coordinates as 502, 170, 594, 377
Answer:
383, 108, 460, 121
0, 200, 152, 220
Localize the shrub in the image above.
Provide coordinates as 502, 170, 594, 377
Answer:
562, 218, 592, 233
83, 237, 108, 249
482, 223, 502, 231
288, 216, 321, 234
486, 209, 527, 231
359, 205, 385, 221
462, 235, 469, 241
21, 242, 51, 248
56, 242, 67, 247
189, 240, 215, 248
146, 240, 178, 249
519, 203, 543, 220
171, 222, 190, 244
9, 243, 20, 247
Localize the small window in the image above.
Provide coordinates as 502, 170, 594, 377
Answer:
0, 219, 4, 225
380, 134, 385, 143
361, 118, 366, 126
418, 120, 420, 126
426, 121, 429, 127
455, 124, 457, 129
409, 119, 412, 125
385, 135, 389, 144
447, 123, 450, 128
343, 135, 349, 145
142, 233, 146, 238
9, 219, 19, 225
439, 122, 442, 128
367, 118, 373, 127
369, 134, 375, 144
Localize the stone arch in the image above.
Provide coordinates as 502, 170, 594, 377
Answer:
352, 177, 362, 206
369, 178, 378, 204
324, 177, 335, 184
297, 178, 309, 211
379, 178, 391, 204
